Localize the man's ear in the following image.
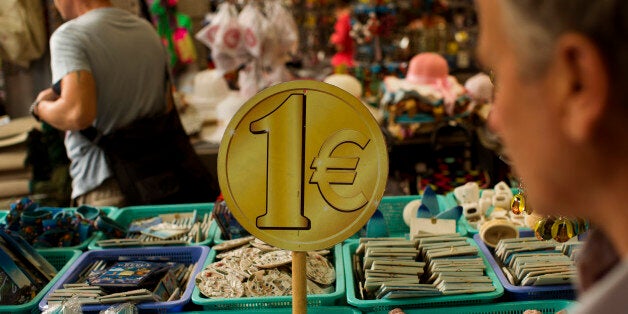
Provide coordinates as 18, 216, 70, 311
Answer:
553, 33, 609, 143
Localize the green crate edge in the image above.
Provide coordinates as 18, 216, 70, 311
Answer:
375, 195, 466, 238
87, 203, 216, 250
343, 239, 504, 311
181, 305, 362, 314
214, 194, 463, 244
366, 300, 576, 314
0, 248, 82, 313
191, 243, 346, 309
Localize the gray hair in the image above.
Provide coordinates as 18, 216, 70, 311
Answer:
500, 0, 628, 106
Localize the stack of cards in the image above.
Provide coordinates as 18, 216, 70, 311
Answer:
493, 237, 581, 286
97, 210, 213, 247
47, 285, 157, 306
354, 234, 496, 300
356, 238, 426, 298
213, 200, 250, 240
152, 263, 194, 302
417, 234, 495, 295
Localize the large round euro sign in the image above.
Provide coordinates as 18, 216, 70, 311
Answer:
218, 80, 388, 251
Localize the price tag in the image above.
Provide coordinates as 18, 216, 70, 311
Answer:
217, 80, 388, 251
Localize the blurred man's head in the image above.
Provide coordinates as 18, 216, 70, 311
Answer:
53, 0, 112, 20
475, 0, 628, 219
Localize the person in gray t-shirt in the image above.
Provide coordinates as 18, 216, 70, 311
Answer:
32, 0, 167, 206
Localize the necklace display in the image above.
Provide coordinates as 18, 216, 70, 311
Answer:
510, 185, 589, 243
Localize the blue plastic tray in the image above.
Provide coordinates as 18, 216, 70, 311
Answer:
473, 233, 576, 301
39, 246, 209, 313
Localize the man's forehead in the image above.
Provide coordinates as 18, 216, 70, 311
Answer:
476, 0, 508, 63
477, 0, 505, 35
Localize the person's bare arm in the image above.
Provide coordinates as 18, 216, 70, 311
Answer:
34, 70, 97, 131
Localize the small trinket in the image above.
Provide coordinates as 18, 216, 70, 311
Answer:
534, 216, 555, 241
510, 193, 525, 215
552, 217, 575, 243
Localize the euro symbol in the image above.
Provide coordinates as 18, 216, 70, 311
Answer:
309, 129, 370, 212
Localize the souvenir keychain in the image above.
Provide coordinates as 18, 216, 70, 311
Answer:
510, 183, 589, 243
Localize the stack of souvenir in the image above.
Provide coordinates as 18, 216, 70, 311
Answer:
195, 236, 336, 299
3, 198, 122, 249
474, 233, 580, 301
353, 233, 496, 300
192, 236, 344, 310
0, 117, 39, 208
94, 208, 214, 248
39, 246, 209, 312
449, 181, 525, 241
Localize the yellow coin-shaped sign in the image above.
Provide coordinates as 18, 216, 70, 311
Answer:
218, 80, 388, 251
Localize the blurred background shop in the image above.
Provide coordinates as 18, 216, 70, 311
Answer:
0, 0, 508, 207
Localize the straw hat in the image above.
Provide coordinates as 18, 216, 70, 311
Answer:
324, 74, 363, 99
323, 74, 383, 122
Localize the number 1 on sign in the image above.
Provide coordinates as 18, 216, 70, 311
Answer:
250, 93, 310, 230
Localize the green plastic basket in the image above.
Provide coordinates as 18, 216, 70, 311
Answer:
343, 240, 504, 312
366, 300, 576, 314
375, 195, 465, 238
181, 306, 362, 314
87, 203, 215, 250
213, 194, 462, 244
191, 244, 346, 310
0, 248, 82, 314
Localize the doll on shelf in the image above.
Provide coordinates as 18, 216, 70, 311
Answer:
330, 0, 355, 68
